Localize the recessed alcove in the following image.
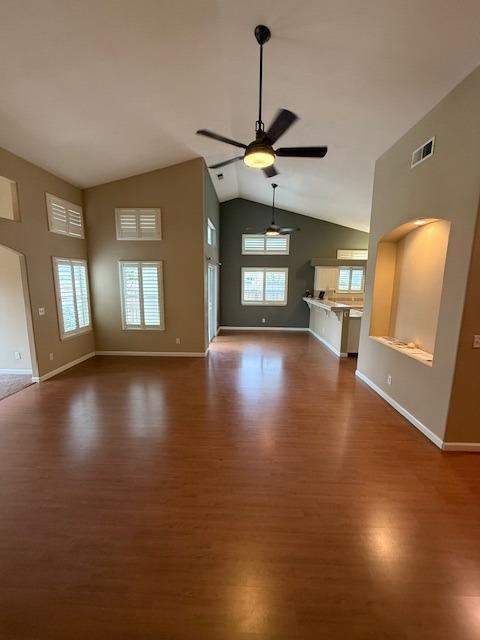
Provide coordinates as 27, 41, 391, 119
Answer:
369, 218, 451, 366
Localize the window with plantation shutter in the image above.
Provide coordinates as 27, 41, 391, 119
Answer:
241, 268, 288, 305
336, 249, 368, 260
242, 234, 289, 255
337, 266, 365, 293
115, 208, 161, 240
53, 258, 91, 339
46, 194, 84, 238
119, 261, 165, 330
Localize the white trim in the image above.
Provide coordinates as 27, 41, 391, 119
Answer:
219, 326, 308, 332
355, 369, 444, 449
0, 368, 33, 375
442, 442, 480, 452
242, 234, 290, 255
95, 351, 207, 357
46, 193, 84, 238
118, 260, 165, 331
115, 208, 162, 240
308, 328, 347, 357
52, 257, 93, 340
411, 136, 435, 168
32, 351, 96, 383
241, 267, 289, 306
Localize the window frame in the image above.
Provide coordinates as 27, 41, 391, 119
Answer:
242, 234, 290, 255
207, 218, 216, 247
52, 257, 92, 340
241, 267, 289, 306
46, 193, 85, 239
118, 260, 165, 331
336, 249, 368, 260
115, 208, 162, 241
336, 266, 365, 293
0, 175, 20, 222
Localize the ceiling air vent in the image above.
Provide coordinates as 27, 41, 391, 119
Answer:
411, 136, 435, 168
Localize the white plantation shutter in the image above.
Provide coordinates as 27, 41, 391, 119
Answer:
350, 268, 365, 292
242, 268, 288, 305
119, 261, 164, 329
337, 267, 365, 292
337, 268, 351, 292
115, 209, 161, 240
53, 258, 91, 338
242, 234, 289, 255
336, 249, 368, 260
46, 194, 84, 238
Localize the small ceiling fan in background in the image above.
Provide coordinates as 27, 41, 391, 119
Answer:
196, 25, 328, 178
246, 183, 299, 236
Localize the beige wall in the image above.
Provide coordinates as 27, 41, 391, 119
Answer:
357, 65, 480, 442
0, 247, 32, 371
444, 208, 480, 444
0, 146, 94, 377
85, 158, 207, 353
390, 220, 450, 354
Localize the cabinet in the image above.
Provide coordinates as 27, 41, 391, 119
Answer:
314, 267, 338, 292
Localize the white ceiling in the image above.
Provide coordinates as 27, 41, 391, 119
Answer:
1, 1, 479, 231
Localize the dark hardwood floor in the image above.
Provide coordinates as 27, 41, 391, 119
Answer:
0, 331, 479, 639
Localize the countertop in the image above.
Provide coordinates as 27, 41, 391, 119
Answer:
303, 296, 364, 315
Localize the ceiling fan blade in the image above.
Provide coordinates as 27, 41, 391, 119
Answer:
266, 109, 298, 144
279, 227, 295, 233
196, 129, 247, 149
262, 165, 278, 178
208, 156, 243, 169
276, 146, 328, 158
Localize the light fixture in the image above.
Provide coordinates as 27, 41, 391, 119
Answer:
265, 227, 280, 236
243, 142, 275, 169
414, 218, 428, 226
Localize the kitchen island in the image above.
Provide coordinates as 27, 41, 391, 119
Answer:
303, 297, 363, 357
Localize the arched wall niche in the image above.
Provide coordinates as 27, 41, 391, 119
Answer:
369, 218, 451, 365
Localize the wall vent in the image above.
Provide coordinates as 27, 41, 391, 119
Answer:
411, 136, 435, 168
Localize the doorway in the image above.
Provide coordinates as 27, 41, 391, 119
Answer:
207, 264, 218, 343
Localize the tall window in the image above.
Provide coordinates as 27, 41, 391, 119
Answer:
241, 268, 288, 305
46, 194, 84, 238
207, 218, 216, 246
337, 266, 365, 293
242, 234, 289, 255
53, 258, 91, 339
119, 261, 165, 330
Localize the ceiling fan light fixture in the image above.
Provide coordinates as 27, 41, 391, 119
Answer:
243, 146, 275, 169
265, 227, 280, 236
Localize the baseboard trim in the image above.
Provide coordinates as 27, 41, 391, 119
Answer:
355, 369, 444, 449
219, 326, 309, 332
95, 350, 207, 357
33, 352, 96, 383
442, 442, 480, 452
0, 368, 33, 375
308, 328, 347, 358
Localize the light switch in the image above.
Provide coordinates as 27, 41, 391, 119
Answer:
473, 335, 480, 349
38, 307, 45, 316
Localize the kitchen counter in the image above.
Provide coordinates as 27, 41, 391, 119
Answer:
303, 297, 363, 356
302, 297, 363, 315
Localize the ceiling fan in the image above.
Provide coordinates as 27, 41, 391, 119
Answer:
248, 183, 298, 236
196, 25, 328, 178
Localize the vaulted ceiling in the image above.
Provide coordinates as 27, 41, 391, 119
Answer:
1, 1, 480, 230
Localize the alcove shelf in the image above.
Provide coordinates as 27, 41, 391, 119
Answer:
369, 218, 451, 366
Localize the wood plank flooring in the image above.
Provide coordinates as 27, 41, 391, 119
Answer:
0, 331, 479, 640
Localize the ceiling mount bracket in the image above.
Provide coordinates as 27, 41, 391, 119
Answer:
254, 25, 271, 46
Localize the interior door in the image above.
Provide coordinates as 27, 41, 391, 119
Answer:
207, 264, 218, 342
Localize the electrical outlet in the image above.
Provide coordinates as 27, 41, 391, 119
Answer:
38, 307, 45, 316
176, 338, 181, 344
14, 351, 21, 360
49, 353, 54, 361
261, 318, 266, 324
473, 335, 480, 349
387, 375, 392, 385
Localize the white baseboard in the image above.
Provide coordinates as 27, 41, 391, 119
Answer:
95, 350, 207, 357
219, 326, 309, 332
33, 351, 96, 383
442, 442, 480, 452
355, 369, 444, 449
0, 368, 33, 375
308, 328, 347, 357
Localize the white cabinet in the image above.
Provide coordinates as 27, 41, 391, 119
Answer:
314, 267, 338, 292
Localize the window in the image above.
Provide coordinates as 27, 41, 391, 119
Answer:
53, 258, 91, 339
119, 261, 165, 330
337, 266, 365, 293
241, 268, 288, 305
207, 218, 216, 246
0, 175, 20, 221
115, 208, 162, 240
242, 234, 290, 255
336, 249, 368, 260
46, 194, 84, 238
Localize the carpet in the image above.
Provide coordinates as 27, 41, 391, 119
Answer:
0, 374, 33, 402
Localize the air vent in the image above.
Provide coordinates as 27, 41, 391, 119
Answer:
411, 136, 435, 168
